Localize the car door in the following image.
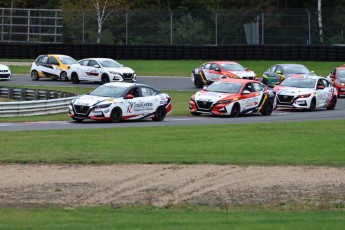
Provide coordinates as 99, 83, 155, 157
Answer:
36, 55, 54, 77
47, 56, 62, 78
203, 63, 221, 82
316, 78, 333, 108
123, 86, 156, 118
85, 59, 101, 81
240, 82, 260, 111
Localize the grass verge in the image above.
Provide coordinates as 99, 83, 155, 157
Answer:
0, 120, 344, 165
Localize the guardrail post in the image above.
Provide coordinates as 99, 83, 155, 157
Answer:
8, 88, 13, 99
21, 88, 26, 100
34, 89, 39, 100
45, 90, 50, 100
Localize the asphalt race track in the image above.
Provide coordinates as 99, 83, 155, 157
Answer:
1, 74, 344, 131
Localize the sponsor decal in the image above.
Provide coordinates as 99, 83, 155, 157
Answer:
127, 101, 154, 113
86, 70, 99, 76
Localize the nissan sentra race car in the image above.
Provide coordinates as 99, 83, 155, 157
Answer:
68, 58, 136, 84
326, 66, 345, 97
191, 61, 257, 88
68, 82, 171, 122
189, 78, 276, 117
273, 75, 337, 111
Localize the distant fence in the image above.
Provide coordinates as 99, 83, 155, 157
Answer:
0, 86, 77, 117
0, 43, 344, 61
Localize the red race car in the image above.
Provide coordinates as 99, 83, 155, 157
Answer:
189, 78, 276, 117
191, 61, 257, 88
326, 66, 345, 97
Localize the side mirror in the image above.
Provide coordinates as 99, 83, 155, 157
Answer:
276, 70, 282, 74
203, 86, 208, 90
330, 74, 335, 79
125, 94, 134, 99
317, 85, 325, 90
311, 70, 315, 73
94, 64, 100, 68
215, 67, 220, 72
276, 82, 281, 85
242, 90, 251, 94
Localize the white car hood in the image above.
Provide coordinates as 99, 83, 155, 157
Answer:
228, 70, 255, 78
105, 66, 134, 73
73, 95, 115, 106
277, 87, 314, 96
195, 91, 230, 102
0, 64, 9, 70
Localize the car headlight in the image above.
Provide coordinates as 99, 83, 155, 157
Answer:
93, 103, 112, 108
215, 99, 232, 104
109, 71, 121, 75
297, 93, 311, 99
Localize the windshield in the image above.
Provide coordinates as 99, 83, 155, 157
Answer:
337, 69, 345, 78
280, 78, 316, 88
98, 59, 122, 68
58, 56, 78, 65
220, 63, 246, 71
206, 81, 242, 93
283, 65, 311, 75
89, 85, 127, 98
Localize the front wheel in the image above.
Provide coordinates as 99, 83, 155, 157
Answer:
101, 74, 110, 84
60, 71, 68, 81
152, 106, 167, 121
230, 103, 240, 117
261, 101, 273, 116
194, 75, 203, 88
308, 98, 316, 112
109, 107, 122, 123
31, 70, 39, 81
190, 112, 201, 116
72, 117, 84, 122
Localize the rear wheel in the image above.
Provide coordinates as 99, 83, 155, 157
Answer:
194, 75, 203, 88
60, 71, 68, 81
308, 98, 316, 112
101, 74, 110, 84
327, 96, 337, 110
261, 101, 273, 116
71, 73, 80, 84
152, 106, 166, 121
31, 70, 39, 81
109, 107, 122, 123
230, 103, 240, 117
72, 117, 84, 122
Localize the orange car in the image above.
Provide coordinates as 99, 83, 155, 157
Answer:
191, 61, 257, 88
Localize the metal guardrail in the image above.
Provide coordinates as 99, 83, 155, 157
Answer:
0, 87, 77, 117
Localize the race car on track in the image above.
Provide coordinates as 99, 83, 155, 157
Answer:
191, 61, 257, 88
262, 64, 315, 88
189, 78, 276, 117
30, 54, 79, 81
68, 58, 136, 84
68, 82, 171, 122
273, 75, 337, 111
326, 66, 345, 97
0, 64, 11, 80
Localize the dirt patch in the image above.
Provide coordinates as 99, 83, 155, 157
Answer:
1, 164, 345, 208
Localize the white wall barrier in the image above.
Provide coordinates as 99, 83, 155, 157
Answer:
0, 87, 77, 117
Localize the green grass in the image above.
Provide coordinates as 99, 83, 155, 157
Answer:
5, 59, 344, 77
1, 207, 345, 230
1, 120, 344, 165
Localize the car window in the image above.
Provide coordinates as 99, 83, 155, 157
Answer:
49, 56, 59, 65
321, 79, 330, 87
204, 63, 212, 70
210, 64, 219, 70
276, 66, 283, 73
269, 65, 277, 72
38, 56, 48, 64
128, 87, 141, 97
140, 87, 157, 97
252, 82, 264, 92
243, 83, 253, 92
88, 60, 98, 67
79, 60, 88, 66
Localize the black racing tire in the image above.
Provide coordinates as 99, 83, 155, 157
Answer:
31, 70, 39, 81
71, 73, 80, 84
327, 96, 337, 110
194, 75, 203, 88
60, 71, 68, 81
190, 112, 202, 116
101, 74, 110, 84
230, 103, 241, 117
72, 117, 84, 122
261, 101, 273, 116
308, 98, 316, 112
109, 107, 122, 123
152, 106, 167, 121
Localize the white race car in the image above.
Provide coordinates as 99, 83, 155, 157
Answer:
0, 64, 11, 80
273, 75, 337, 111
68, 82, 171, 122
68, 58, 136, 84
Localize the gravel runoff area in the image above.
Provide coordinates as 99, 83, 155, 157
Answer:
1, 164, 345, 208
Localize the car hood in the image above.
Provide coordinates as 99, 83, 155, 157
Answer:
276, 87, 314, 96
0, 64, 9, 69
103, 66, 134, 73
194, 91, 235, 102
73, 95, 116, 106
